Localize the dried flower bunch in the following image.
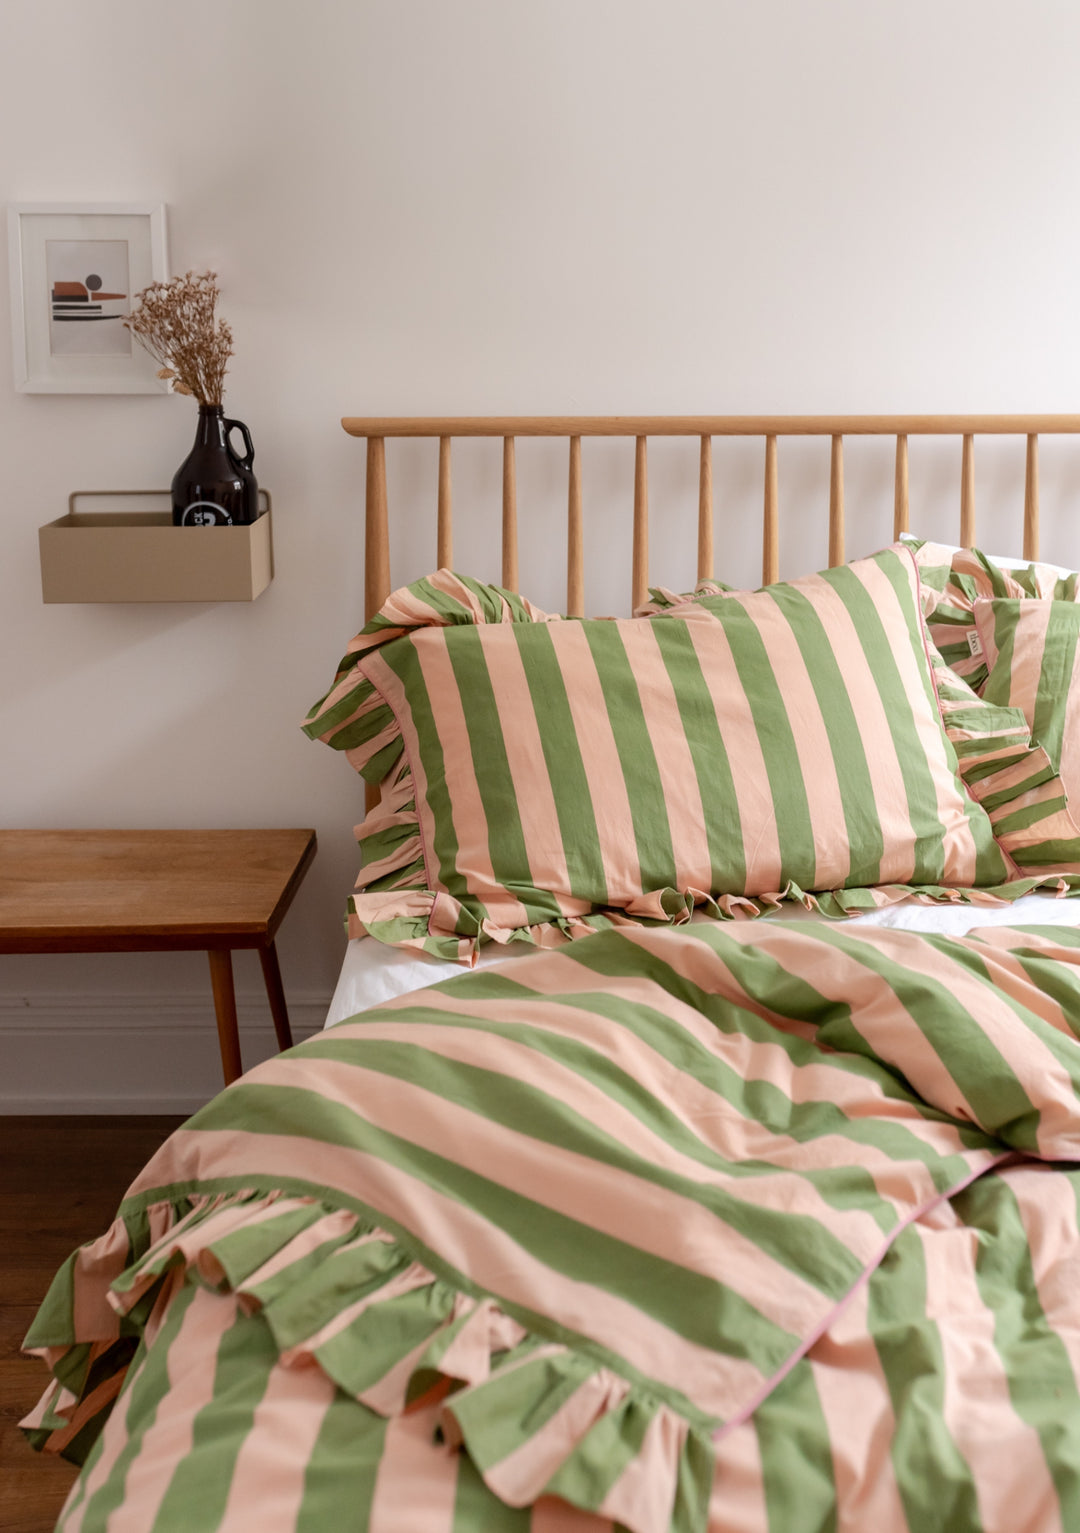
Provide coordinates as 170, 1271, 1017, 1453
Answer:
124, 270, 234, 407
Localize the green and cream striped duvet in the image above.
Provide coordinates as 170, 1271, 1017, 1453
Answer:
23, 919, 1080, 1532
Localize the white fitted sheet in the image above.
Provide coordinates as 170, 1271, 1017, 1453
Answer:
322, 892, 1080, 1029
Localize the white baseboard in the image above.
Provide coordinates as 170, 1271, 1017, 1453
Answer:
0, 990, 332, 1113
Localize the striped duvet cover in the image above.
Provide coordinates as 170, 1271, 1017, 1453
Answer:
22, 919, 1080, 1533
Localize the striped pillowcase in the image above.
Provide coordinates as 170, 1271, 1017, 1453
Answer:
908, 538, 1080, 691
923, 633, 1080, 874
975, 597, 1080, 838
303, 548, 1075, 960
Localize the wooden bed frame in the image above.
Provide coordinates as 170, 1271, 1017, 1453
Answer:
342, 413, 1080, 621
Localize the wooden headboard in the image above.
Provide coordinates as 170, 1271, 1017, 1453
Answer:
341, 414, 1080, 620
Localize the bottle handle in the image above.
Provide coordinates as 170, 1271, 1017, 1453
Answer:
224, 417, 255, 472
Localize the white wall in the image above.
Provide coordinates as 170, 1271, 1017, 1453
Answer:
3, 0, 1080, 1109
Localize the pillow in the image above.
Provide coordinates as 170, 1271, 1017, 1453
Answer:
921, 631, 1080, 878
303, 551, 1077, 962
975, 597, 1080, 822
634, 579, 730, 615
905, 537, 1080, 692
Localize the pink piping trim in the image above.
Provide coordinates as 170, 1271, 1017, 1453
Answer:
711, 1147, 1018, 1441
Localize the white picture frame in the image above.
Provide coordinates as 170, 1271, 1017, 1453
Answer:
8, 202, 169, 394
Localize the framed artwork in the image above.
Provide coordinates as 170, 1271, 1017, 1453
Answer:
7, 203, 169, 393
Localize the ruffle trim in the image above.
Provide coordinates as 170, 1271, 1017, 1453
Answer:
346, 874, 1080, 966
909, 538, 1080, 691
927, 638, 1080, 873
20, 1189, 712, 1533
302, 569, 562, 776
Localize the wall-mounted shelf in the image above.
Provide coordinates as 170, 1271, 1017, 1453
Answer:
39, 489, 274, 603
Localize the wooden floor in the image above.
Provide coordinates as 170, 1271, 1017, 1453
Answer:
0, 1116, 185, 1533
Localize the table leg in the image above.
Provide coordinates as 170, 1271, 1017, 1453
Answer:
208, 949, 243, 1085
259, 940, 294, 1052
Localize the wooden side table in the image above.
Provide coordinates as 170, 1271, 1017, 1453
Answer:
0, 829, 317, 1086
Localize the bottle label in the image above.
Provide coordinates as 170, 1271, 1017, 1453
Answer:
181, 501, 233, 526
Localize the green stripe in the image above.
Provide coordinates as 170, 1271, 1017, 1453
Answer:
753, 1361, 837, 1533
445, 627, 542, 917
565, 928, 996, 1167
583, 622, 677, 887
868, 1224, 982, 1532
515, 623, 606, 903
76, 1283, 203, 1527
545, 1390, 654, 1511
1030, 606, 1080, 764
306, 1032, 867, 1299
152, 1302, 278, 1531
960, 1172, 1080, 1524
356, 992, 905, 1230
812, 930, 1039, 1152
377, 641, 469, 905
981, 599, 1080, 774
713, 593, 818, 882
989, 597, 1021, 688
873, 556, 996, 881
453, 1451, 525, 1533
297, 1395, 387, 1533
652, 617, 747, 891
770, 582, 886, 884
451, 1349, 597, 1468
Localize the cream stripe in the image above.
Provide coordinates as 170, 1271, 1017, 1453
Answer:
408, 631, 532, 924
807, 1281, 907, 1531
972, 596, 1001, 672
748, 591, 850, 889
779, 571, 918, 886
487, 932, 986, 1165
345, 1010, 904, 1258
102, 1286, 236, 1533
916, 1219, 1064, 1533
400, 982, 972, 1212
549, 622, 644, 899
239, 1225, 388, 1311
854, 557, 980, 887
368, 1399, 461, 1533
473, 624, 593, 919
59, 1354, 159, 1533
678, 606, 784, 892
1001, 1163, 1080, 1395
1008, 601, 1054, 716
216, 1357, 337, 1531
478, 1369, 630, 1507
708, 1419, 769, 1533
597, 1406, 687, 1533
618, 621, 714, 891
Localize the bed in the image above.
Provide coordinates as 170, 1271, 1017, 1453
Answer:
23, 413, 1080, 1533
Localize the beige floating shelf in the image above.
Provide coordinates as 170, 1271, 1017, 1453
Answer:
40, 490, 274, 603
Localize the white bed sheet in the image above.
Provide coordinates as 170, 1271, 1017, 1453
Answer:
322, 892, 1080, 1028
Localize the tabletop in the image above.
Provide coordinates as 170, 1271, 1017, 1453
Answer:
0, 828, 318, 953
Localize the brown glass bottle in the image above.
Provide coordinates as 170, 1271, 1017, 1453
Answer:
172, 405, 258, 526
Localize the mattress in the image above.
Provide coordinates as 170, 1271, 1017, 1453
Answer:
322, 888, 1080, 1027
